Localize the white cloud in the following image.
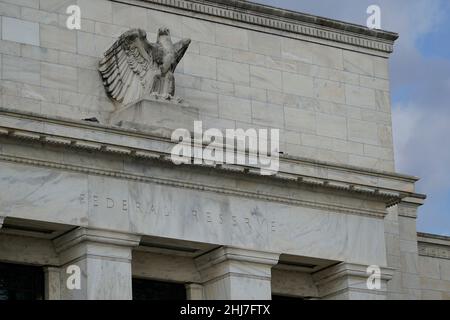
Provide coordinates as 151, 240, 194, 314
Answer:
393, 103, 450, 193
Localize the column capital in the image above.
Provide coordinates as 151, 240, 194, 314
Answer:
195, 246, 280, 300
397, 196, 425, 218
195, 246, 280, 272
313, 262, 395, 300
313, 262, 394, 284
53, 227, 141, 253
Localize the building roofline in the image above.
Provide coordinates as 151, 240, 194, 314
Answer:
206, 0, 399, 41
136, 0, 399, 53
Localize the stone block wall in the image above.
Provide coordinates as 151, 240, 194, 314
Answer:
0, 0, 395, 171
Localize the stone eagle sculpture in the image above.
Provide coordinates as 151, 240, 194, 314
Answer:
99, 27, 191, 105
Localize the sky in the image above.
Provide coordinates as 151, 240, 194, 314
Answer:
256, 0, 450, 236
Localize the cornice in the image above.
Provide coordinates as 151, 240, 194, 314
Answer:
125, 0, 398, 53
0, 126, 403, 208
0, 107, 426, 215
0, 107, 420, 183
418, 232, 450, 244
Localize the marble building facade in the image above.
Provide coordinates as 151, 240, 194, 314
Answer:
0, 0, 449, 300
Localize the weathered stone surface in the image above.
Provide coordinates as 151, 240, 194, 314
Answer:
284, 107, 316, 133
2, 17, 39, 46
2, 55, 40, 85
316, 113, 347, 140
249, 31, 281, 57
40, 24, 76, 52
313, 79, 345, 103
217, 59, 249, 86
283, 72, 314, 97
41, 62, 77, 91
216, 24, 248, 50
183, 53, 216, 79
218, 95, 251, 122
250, 65, 282, 91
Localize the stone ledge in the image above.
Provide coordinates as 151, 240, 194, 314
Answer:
418, 232, 450, 245
0, 107, 422, 193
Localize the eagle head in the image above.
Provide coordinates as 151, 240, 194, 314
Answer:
158, 27, 170, 37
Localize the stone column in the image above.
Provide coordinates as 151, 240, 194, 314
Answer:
185, 283, 204, 300
44, 266, 61, 300
313, 262, 394, 300
195, 246, 280, 300
0, 216, 5, 229
53, 227, 141, 300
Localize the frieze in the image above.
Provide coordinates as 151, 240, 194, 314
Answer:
418, 243, 450, 260
79, 193, 278, 233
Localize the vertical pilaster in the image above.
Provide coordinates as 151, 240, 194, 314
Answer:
185, 283, 204, 300
195, 246, 279, 300
384, 196, 425, 299
53, 227, 141, 300
396, 197, 425, 299
44, 266, 61, 300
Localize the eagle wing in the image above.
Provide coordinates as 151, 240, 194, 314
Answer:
171, 38, 191, 72
99, 29, 159, 105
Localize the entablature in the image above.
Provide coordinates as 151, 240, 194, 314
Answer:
0, 107, 424, 213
